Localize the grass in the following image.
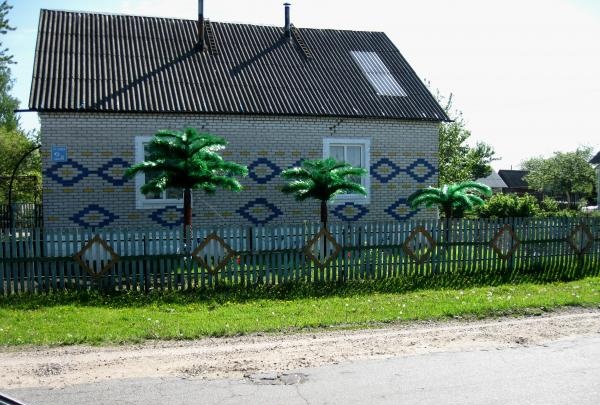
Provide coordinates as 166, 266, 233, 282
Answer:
1, 269, 600, 347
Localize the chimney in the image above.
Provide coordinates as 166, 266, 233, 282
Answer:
284, 3, 291, 38
198, 0, 205, 50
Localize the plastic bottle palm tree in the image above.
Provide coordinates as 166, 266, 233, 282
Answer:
126, 128, 248, 246
407, 181, 492, 219
281, 158, 367, 228
408, 181, 492, 268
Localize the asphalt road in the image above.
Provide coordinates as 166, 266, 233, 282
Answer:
5, 334, 600, 405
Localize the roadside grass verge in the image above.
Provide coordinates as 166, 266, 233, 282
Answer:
1, 269, 600, 347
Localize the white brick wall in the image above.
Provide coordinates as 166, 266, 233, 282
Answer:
40, 112, 440, 227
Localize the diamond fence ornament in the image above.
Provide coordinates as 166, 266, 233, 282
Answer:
567, 224, 594, 255
304, 227, 342, 270
490, 224, 520, 260
73, 235, 120, 278
192, 233, 236, 274
402, 226, 436, 264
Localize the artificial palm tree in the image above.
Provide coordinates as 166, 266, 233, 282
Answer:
281, 158, 367, 227
408, 181, 492, 219
126, 128, 248, 245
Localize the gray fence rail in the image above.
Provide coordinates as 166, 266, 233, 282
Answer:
1, 217, 599, 295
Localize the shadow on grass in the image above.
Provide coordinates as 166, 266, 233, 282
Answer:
1, 264, 599, 310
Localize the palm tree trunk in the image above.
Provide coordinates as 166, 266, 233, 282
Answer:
320, 200, 328, 259
183, 188, 192, 252
320, 200, 328, 228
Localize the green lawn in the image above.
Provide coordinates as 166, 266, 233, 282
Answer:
1, 275, 600, 346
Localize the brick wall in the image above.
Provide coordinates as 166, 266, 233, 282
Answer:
40, 112, 439, 228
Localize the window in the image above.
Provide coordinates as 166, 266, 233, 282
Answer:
323, 138, 370, 204
134, 136, 183, 209
350, 51, 407, 97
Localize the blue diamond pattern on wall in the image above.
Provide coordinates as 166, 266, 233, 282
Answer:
70, 204, 119, 228
370, 158, 401, 183
385, 198, 418, 221
248, 158, 282, 184
45, 159, 91, 186
96, 158, 131, 186
150, 205, 183, 228
405, 158, 436, 183
332, 202, 369, 222
236, 198, 283, 225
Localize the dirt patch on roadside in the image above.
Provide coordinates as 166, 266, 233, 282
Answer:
1, 307, 599, 389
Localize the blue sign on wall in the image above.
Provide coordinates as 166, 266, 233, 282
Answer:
51, 145, 67, 162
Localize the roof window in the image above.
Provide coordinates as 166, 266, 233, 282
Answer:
350, 51, 407, 97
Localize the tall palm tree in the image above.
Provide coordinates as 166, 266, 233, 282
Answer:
281, 158, 367, 227
126, 128, 248, 244
408, 181, 492, 219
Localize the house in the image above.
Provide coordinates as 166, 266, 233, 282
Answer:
497, 170, 535, 196
29, 5, 449, 229
591, 151, 600, 209
476, 171, 507, 194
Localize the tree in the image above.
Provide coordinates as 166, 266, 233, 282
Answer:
0, 1, 41, 205
126, 128, 248, 244
435, 91, 497, 184
522, 147, 596, 207
0, 1, 18, 131
408, 181, 492, 219
281, 158, 366, 227
0, 127, 41, 204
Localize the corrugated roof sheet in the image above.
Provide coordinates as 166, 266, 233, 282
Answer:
29, 9, 449, 121
590, 151, 600, 165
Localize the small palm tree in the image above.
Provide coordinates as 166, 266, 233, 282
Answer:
408, 181, 492, 219
126, 128, 248, 245
281, 158, 367, 227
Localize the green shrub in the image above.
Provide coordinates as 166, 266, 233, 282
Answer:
476, 193, 540, 218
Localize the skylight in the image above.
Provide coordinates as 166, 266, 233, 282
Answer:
350, 51, 407, 97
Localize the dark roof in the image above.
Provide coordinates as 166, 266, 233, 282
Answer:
590, 151, 600, 165
498, 170, 529, 189
476, 171, 507, 189
29, 9, 449, 121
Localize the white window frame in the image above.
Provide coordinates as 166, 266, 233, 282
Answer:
323, 137, 371, 204
134, 136, 183, 209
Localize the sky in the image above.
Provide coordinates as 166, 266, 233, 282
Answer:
6, 0, 600, 170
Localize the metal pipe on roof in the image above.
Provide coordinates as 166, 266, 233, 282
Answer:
198, 0, 205, 50
284, 3, 291, 38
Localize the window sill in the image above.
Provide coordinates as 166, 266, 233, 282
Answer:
136, 200, 184, 210
329, 194, 370, 205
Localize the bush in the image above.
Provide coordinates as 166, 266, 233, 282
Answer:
476, 194, 593, 219
476, 193, 540, 218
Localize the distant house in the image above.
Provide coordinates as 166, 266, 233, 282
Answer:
591, 151, 600, 209
29, 6, 449, 228
476, 171, 507, 194
497, 170, 534, 195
